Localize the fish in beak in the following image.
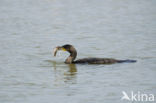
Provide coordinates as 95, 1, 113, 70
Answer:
53, 46, 66, 56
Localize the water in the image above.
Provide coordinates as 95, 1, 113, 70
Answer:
0, 0, 156, 103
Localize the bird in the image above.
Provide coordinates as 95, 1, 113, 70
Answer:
53, 44, 136, 64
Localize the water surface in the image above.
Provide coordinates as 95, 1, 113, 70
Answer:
0, 0, 156, 103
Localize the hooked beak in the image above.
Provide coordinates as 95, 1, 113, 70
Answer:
53, 46, 66, 56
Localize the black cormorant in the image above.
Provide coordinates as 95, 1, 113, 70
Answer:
53, 44, 136, 64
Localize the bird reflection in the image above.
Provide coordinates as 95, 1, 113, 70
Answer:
63, 64, 77, 83
66, 64, 77, 75
48, 60, 77, 85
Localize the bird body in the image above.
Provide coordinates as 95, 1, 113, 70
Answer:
53, 44, 136, 64
73, 58, 117, 64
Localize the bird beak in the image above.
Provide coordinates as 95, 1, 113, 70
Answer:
53, 46, 66, 56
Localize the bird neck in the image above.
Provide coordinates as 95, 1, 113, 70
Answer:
65, 48, 77, 64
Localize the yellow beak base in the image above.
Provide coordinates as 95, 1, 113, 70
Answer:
62, 48, 67, 51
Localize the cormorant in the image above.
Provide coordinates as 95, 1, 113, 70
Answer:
53, 44, 136, 64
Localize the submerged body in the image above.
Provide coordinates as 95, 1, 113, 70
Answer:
73, 58, 117, 64
53, 44, 136, 64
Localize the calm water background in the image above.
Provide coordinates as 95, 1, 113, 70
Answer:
0, 0, 156, 103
